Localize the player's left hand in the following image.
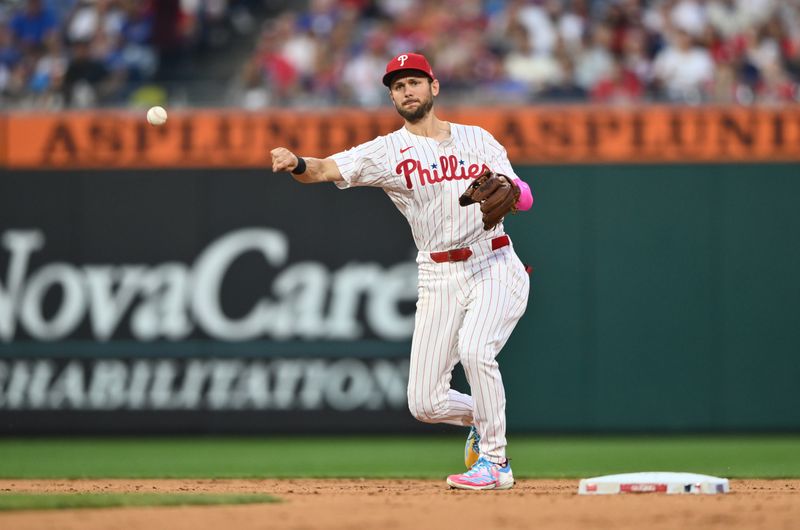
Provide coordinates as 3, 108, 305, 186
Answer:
459, 170, 521, 230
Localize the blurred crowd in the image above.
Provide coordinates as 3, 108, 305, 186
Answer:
0, 0, 257, 108
241, 0, 800, 107
3, 0, 800, 109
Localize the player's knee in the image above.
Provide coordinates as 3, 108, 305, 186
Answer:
406, 385, 441, 423
406, 381, 426, 421
407, 399, 437, 423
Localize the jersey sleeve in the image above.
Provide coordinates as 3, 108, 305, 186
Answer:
482, 129, 520, 180
329, 136, 390, 190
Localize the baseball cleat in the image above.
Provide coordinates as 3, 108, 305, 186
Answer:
447, 457, 514, 491
464, 425, 481, 468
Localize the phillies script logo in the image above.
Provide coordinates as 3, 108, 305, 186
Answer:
396, 156, 490, 190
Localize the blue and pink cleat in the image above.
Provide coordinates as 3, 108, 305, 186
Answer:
447, 456, 515, 490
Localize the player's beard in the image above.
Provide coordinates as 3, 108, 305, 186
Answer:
395, 93, 434, 123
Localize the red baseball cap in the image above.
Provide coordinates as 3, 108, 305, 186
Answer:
382, 53, 435, 86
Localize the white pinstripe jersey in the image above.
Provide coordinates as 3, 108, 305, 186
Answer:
330, 124, 520, 252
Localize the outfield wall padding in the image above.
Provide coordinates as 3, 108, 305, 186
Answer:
0, 161, 798, 433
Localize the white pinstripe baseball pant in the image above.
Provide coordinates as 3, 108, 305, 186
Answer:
406, 237, 530, 464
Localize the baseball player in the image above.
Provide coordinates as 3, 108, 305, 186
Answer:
271, 53, 533, 490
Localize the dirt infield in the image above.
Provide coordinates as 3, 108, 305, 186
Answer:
0, 479, 797, 530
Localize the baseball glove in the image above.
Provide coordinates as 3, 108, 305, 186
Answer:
459, 170, 520, 230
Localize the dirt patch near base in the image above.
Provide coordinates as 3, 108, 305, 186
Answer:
0, 479, 797, 530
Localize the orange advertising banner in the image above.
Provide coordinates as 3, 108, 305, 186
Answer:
1, 106, 799, 169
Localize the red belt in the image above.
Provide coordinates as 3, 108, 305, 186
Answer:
430, 235, 510, 263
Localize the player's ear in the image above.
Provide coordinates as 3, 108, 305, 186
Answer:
431, 78, 440, 96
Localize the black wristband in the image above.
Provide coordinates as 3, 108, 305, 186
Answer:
291, 157, 307, 175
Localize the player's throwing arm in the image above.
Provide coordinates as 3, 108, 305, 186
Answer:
270, 148, 343, 184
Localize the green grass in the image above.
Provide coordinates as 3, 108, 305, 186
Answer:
0, 493, 276, 511
0, 436, 797, 479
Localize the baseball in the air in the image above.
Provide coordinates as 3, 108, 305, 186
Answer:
146, 106, 168, 126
